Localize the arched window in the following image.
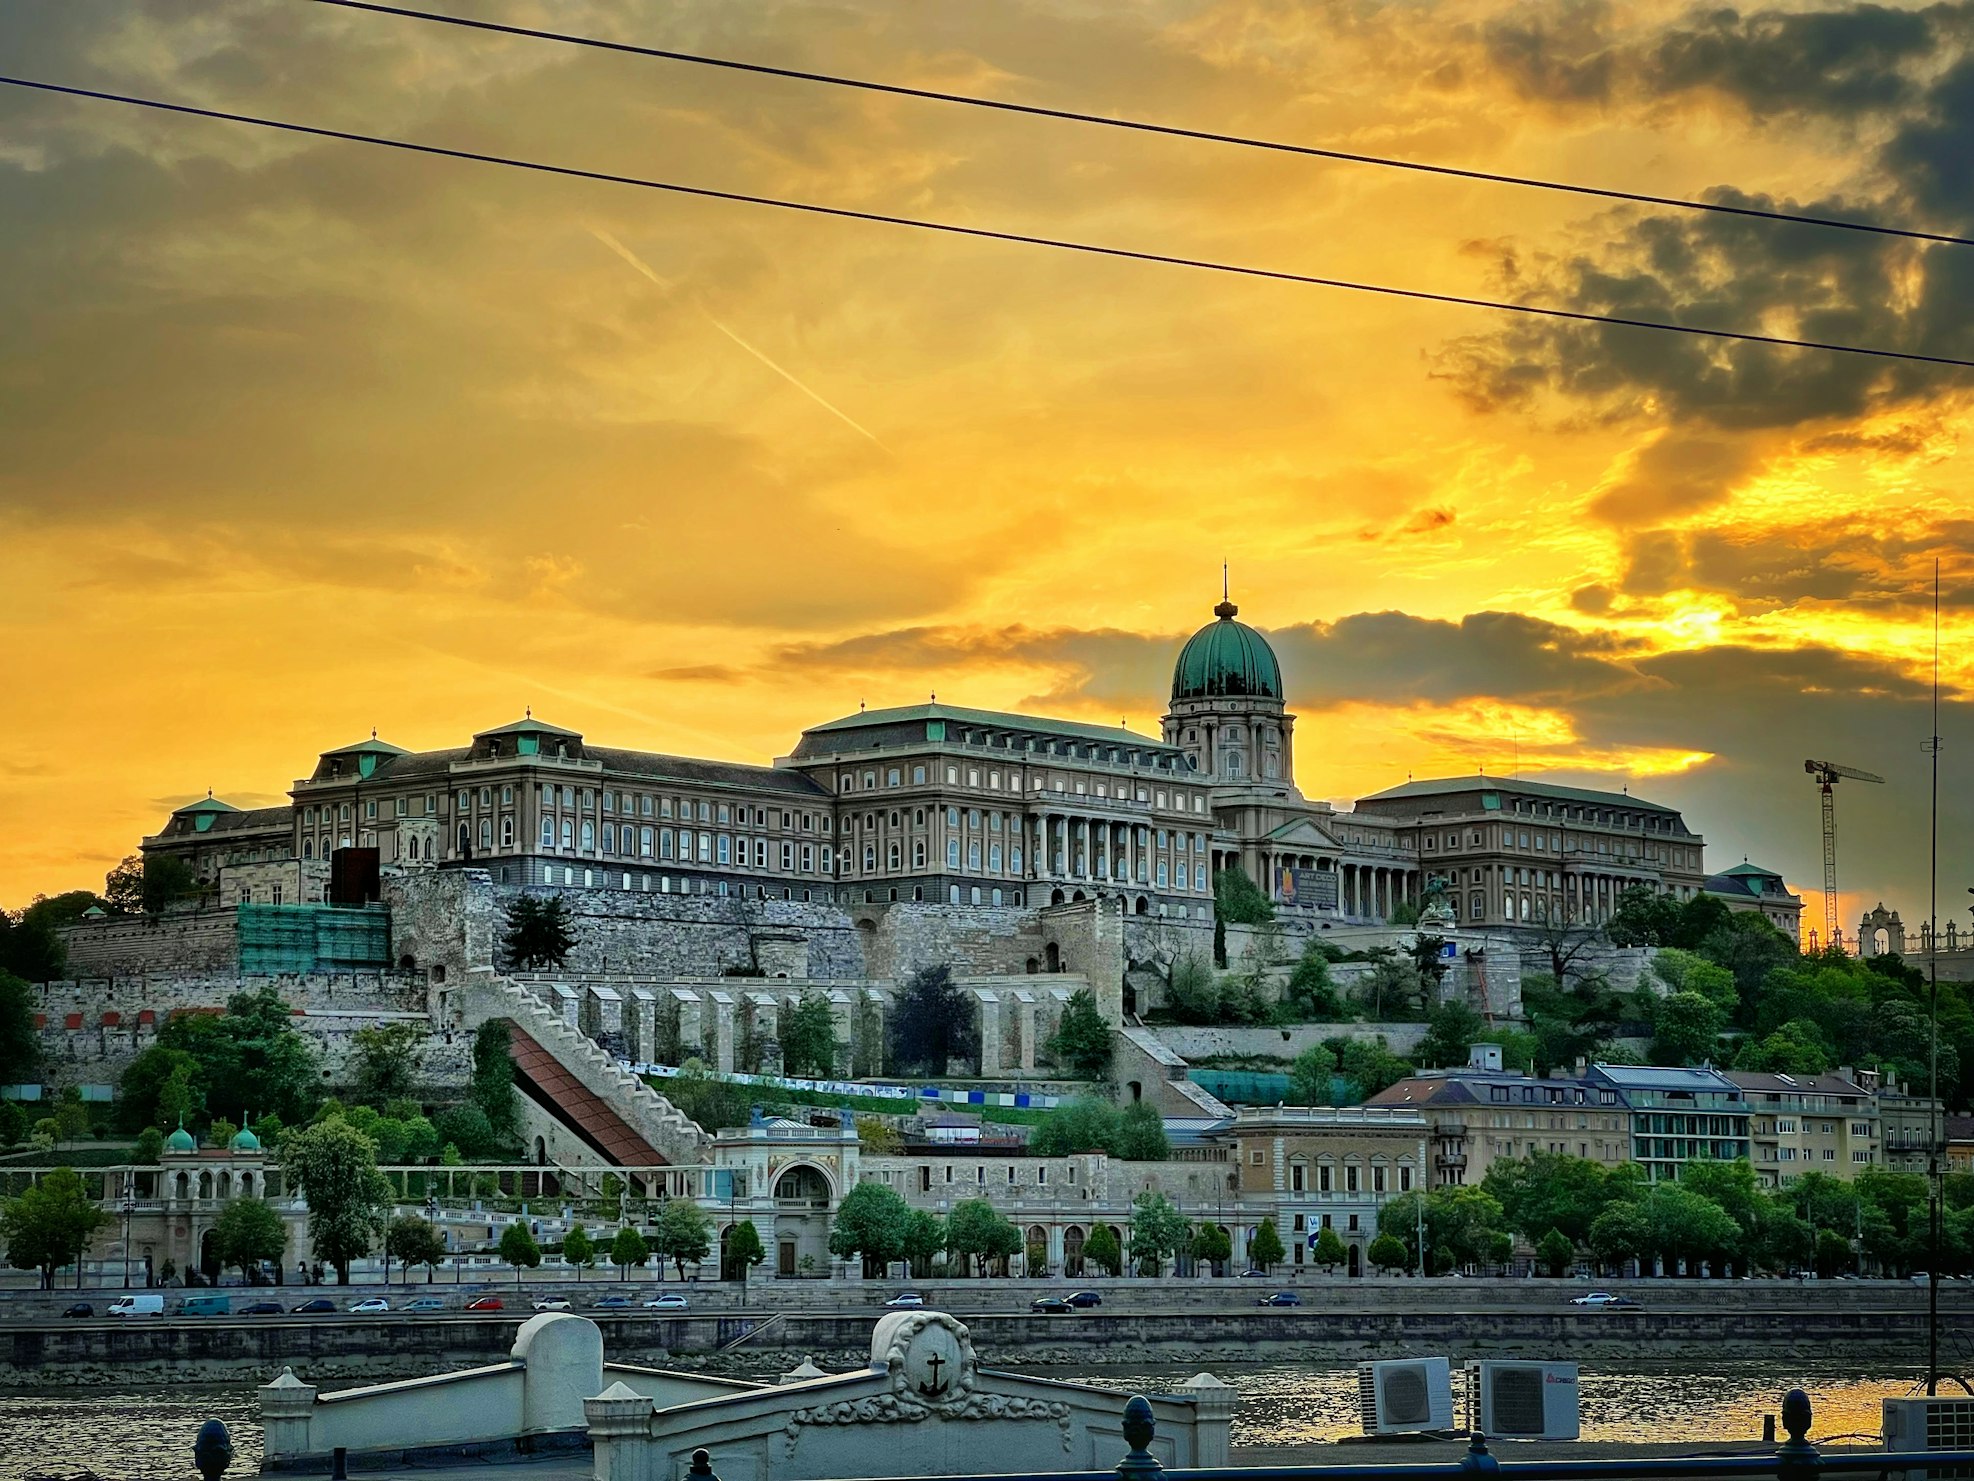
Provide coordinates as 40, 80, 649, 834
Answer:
863, 845, 876, 871
602, 823, 615, 853
580, 820, 594, 851
947, 839, 961, 869
913, 842, 926, 868
479, 819, 492, 849
887, 843, 901, 870
501, 817, 515, 848
540, 818, 554, 848
302, 839, 314, 859
561, 819, 574, 849
968, 841, 981, 870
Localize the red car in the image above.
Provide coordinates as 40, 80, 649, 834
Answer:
465, 1296, 504, 1312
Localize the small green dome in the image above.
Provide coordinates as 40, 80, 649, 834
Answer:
231, 1126, 261, 1153
165, 1125, 196, 1154
1172, 600, 1282, 702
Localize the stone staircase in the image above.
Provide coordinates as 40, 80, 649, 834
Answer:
465, 970, 711, 1165
1117, 1025, 1237, 1119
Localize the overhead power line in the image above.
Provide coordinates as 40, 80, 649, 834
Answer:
309, 0, 1974, 251
6, 74, 1972, 370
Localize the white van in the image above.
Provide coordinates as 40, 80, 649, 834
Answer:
107, 1294, 165, 1317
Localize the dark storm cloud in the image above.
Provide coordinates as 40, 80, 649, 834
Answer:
1614, 514, 1974, 610
1443, 3, 1974, 483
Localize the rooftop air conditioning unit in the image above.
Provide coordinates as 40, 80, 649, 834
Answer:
1884, 1397, 1974, 1481
1465, 1361, 1580, 1441
1358, 1358, 1454, 1436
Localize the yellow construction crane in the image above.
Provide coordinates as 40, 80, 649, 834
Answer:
1804, 758, 1886, 947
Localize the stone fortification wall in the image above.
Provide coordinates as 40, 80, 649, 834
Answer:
23, 971, 461, 1092
492, 885, 866, 980
1151, 1020, 1432, 1062
59, 910, 238, 977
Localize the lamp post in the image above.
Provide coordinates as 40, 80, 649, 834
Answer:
121, 1192, 137, 1289
425, 1189, 441, 1285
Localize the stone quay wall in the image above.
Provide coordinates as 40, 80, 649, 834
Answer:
1, 1295, 1958, 1382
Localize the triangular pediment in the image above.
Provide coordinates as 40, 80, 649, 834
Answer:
1262, 817, 1341, 850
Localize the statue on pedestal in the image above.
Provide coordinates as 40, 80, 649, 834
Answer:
1419, 872, 1456, 928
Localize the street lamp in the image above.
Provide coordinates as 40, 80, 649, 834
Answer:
121, 1193, 137, 1289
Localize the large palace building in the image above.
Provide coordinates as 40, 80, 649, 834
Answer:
147, 598, 1716, 931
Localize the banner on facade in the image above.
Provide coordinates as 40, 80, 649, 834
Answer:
1277, 866, 1337, 910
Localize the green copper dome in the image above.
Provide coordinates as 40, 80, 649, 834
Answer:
165, 1124, 196, 1154
231, 1125, 261, 1153
1172, 600, 1282, 702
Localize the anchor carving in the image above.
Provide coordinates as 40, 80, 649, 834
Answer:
916, 1352, 950, 1398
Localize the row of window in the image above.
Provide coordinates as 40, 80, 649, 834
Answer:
1287, 1163, 1414, 1194
534, 785, 826, 834
838, 762, 1208, 814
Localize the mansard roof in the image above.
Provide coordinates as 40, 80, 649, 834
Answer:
796, 701, 1175, 757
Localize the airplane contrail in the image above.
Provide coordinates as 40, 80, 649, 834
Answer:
586, 226, 887, 450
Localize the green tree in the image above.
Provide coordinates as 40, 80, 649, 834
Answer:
1194, 1222, 1234, 1272
721, 1221, 763, 1280
501, 895, 577, 970
1083, 1222, 1123, 1276
1115, 1101, 1170, 1161
1289, 1045, 1336, 1106
53, 1097, 90, 1149
561, 1225, 595, 1273
1651, 949, 1739, 1014
160, 987, 319, 1124
133, 1127, 164, 1163
2, 1166, 107, 1287
1645, 1183, 1741, 1273
140, 855, 203, 916
469, 1020, 518, 1145
1127, 1192, 1189, 1276
1213, 866, 1274, 926
946, 1197, 1022, 1276
1536, 1227, 1575, 1277
1165, 956, 1221, 1024
887, 966, 979, 1076
1029, 1098, 1121, 1157
385, 1214, 448, 1283
1354, 949, 1427, 1022
1312, 1226, 1347, 1273
1283, 945, 1345, 1021
1698, 912, 1798, 1007
1588, 1202, 1650, 1269
655, 1198, 713, 1280
611, 1225, 651, 1279
0, 971, 38, 1088
828, 1182, 913, 1274
282, 1116, 390, 1283
1650, 991, 1726, 1066
102, 856, 146, 915
1248, 1218, 1286, 1272
1368, 1233, 1409, 1273
1606, 886, 1684, 947
1484, 1152, 1625, 1246
433, 1103, 494, 1159
1814, 1227, 1855, 1278
1416, 1001, 1488, 1068
903, 1210, 946, 1278
1736, 1020, 1833, 1075
1047, 989, 1113, 1078
0, 899, 77, 982
499, 1222, 542, 1283
1332, 1037, 1415, 1100
350, 1022, 422, 1107
779, 992, 839, 1080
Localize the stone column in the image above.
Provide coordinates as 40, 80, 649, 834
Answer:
629, 989, 656, 1065
976, 990, 1003, 1076
1179, 1373, 1236, 1466
1016, 993, 1038, 1072
709, 991, 736, 1074
585, 1383, 657, 1481
257, 1367, 318, 1465
829, 990, 856, 1074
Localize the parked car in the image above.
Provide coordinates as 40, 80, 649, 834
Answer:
1568, 1292, 1639, 1308
405, 1297, 447, 1313
350, 1298, 391, 1313
1065, 1291, 1103, 1308
1030, 1297, 1075, 1314
1238, 1269, 1273, 1278
1257, 1291, 1301, 1307
107, 1294, 165, 1318
642, 1294, 689, 1310
61, 1302, 93, 1319
464, 1296, 505, 1311
291, 1298, 337, 1314
883, 1293, 926, 1308
241, 1300, 285, 1315
533, 1296, 572, 1312
591, 1295, 634, 1310
181, 1294, 231, 1317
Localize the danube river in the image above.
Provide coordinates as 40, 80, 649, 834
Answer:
0, 1366, 1926, 1480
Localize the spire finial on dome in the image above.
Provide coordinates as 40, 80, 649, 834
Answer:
1213, 563, 1238, 620
525, 705, 532, 719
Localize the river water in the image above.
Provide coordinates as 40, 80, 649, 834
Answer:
0, 1366, 1927, 1481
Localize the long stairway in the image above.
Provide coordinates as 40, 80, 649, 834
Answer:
464, 974, 711, 1166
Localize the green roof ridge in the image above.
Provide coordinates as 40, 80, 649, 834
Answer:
806, 702, 1169, 749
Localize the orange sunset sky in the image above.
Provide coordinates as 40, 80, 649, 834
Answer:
0, 0, 1968, 932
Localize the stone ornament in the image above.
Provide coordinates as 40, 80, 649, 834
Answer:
782, 1312, 1071, 1454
